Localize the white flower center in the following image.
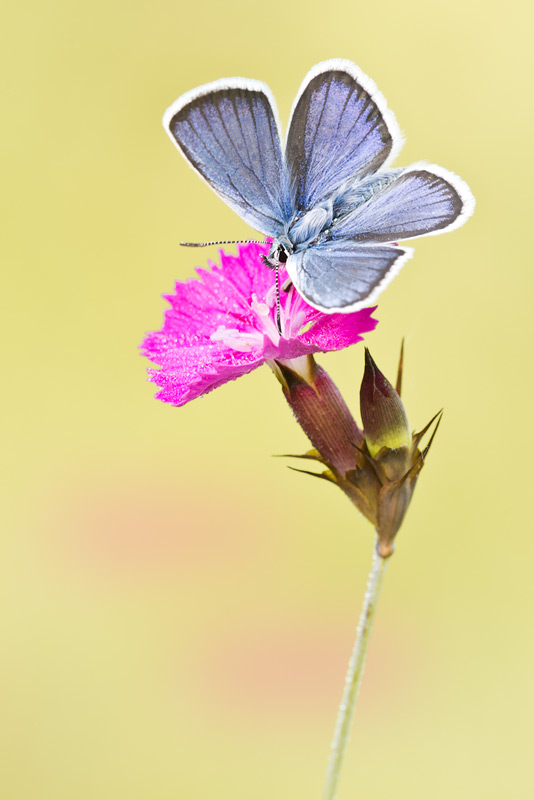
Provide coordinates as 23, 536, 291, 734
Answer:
209, 325, 263, 352
209, 291, 284, 352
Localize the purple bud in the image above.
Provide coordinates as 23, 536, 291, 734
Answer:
274, 355, 363, 477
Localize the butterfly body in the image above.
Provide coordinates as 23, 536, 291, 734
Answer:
264, 170, 404, 263
163, 60, 474, 312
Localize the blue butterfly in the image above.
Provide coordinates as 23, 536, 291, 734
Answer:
163, 59, 474, 313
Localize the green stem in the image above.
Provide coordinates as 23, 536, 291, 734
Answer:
322, 543, 389, 800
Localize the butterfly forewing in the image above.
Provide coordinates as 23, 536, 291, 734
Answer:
164, 81, 290, 237
285, 60, 403, 213
331, 166, 473, 242
287, 241, 413, 312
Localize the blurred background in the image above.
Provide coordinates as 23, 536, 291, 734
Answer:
2, 0, 532, 797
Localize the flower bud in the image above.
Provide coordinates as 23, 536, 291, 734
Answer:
360, 349, 411, 459
273, 355, 364, 476
281, 345, 442, 560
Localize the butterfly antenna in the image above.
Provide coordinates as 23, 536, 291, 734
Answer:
180, 239, 264, 247
275, 266, 282, 335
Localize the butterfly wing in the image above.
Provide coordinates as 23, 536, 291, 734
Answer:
164, 79, 291, 236
331, 164, 475, 242
285, 59, 403, 213
287, 241, 413, 313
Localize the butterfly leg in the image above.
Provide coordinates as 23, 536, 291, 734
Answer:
274, 266, 282, 335
260, 255, 283, 334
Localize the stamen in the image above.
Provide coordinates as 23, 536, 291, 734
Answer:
250, 294, 270, 317
250, 294, 281, 344
210, 325, 262, 352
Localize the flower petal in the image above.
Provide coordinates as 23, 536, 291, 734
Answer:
146, 340, 263, 406
298, 306, 378, 352
141, 243, 378, 406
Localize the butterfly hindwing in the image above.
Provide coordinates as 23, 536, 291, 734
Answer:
286, 241, 413, 313
331, 165, 474, 243
164, 80, 291, 237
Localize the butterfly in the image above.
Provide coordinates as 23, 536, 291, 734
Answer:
163, 59, 474, 314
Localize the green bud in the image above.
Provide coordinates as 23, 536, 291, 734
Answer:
360, 349, 411, 458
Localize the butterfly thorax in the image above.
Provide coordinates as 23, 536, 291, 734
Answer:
264, 201, 335, 268
289, 202, 334, 248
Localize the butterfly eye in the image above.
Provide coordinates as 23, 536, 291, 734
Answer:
277, 245, 288, 264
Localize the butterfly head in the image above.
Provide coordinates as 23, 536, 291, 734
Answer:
261, 237, 292, 270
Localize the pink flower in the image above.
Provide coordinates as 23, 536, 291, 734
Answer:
141, 243, 377, 406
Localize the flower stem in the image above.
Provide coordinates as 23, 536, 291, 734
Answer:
323, 543, 389, 800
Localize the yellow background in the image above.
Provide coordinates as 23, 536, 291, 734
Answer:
3, 0, 532, 797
